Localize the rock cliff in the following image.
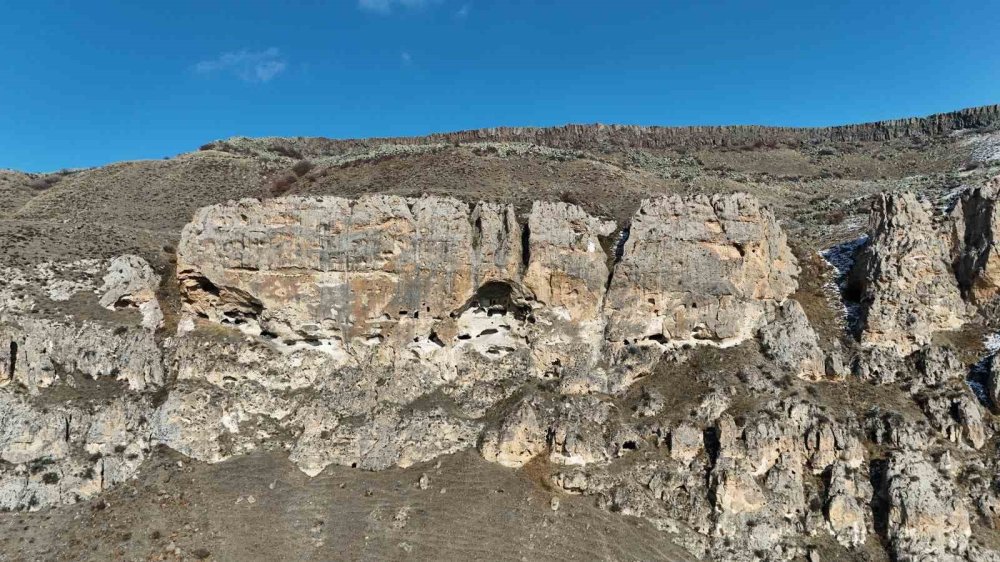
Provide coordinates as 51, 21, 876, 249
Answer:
8, 177, 1000, 560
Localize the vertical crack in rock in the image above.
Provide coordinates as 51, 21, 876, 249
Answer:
604, 224, 630, 291
520, 221, 530, 269
6, 340, 16, 381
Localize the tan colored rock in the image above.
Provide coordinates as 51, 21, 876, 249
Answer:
711, 458, 766, 515
669, 423, 703, 462
849, 192, 968, 354
954, 175, 1000, 306
884, 450, 971, 561
522, 201, 615, 377
757, 299, 825, 381
604, 194, 798, 348
179, 196, 488, 344
825, 462, 871, 548
478, 399, 547, 468
523, 201, 615, 321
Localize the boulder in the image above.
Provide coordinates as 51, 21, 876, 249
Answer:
883, 450, 971, 561
98, 254, 163, 330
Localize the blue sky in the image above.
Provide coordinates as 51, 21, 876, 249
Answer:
1, 0, 998, 172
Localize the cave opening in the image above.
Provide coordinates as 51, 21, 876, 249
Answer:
8, 341, 16, 379
471, 281, 532, 321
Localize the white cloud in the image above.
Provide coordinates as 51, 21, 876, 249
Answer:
194, 48, 288, 83
401, 51, 413, 64
455, 3, 469, 18
358, 0, 442, 14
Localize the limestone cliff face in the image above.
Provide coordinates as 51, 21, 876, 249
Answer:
954, 176, 1000, 309
177, 196, 522, 349
177, 193, 798, 381
603, 194, 798, 347
163, 192, 800, 479
8, 185, 1000, 561
848, 192, 969, 354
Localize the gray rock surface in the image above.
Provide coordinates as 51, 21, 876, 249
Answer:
849, 192, 968, 354
6, 184, 1000, 561
757, 299, 825, 380
604, 194, 798, 348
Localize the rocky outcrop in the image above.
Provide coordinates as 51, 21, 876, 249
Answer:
603, 194, 798, 348
849, 192, 968, 354
10, 188, 999, 561
98, 255, 163, 330
0, 256, 165, 391
163, 192, 802, 482
954, 176, 1000, 311
177, 193, 798, 384
206, 104, 1000, 156
882, 451, 972, 561
0, 391, 152, 511
757, 299, 825, 381
0, 317, 163, 392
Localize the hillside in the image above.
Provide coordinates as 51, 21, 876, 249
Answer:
1, 105, 1000, 561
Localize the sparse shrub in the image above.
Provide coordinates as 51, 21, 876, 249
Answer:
559, 191, 583, 207
269, 172, 298, 196
270, 144, 304, 159
27, 176, 60, 190
826, 209, 847, 224
291, 159, 314, 177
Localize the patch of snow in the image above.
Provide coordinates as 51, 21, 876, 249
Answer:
939, 184, 972, 213
820, 235, 868, 279
963, 132, 1000, 163
966, 332, 1000, 408
819, 235, 868, 336
967, 378, 990, 405
613, 226, 630, 262
985, 332, 1000, 354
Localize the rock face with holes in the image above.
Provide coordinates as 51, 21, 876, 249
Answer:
4, 185, 1000, 561
848, 192, 969, 354
163, 193, 802, 479
177, 194, 800, 385
603, 194, 798, 348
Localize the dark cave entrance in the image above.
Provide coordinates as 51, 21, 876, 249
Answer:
8, 341, 17, 379
471, 281, 533, 321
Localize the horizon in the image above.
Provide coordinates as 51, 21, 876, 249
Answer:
3, 0, 999, 172
8, 101, 1000, 175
